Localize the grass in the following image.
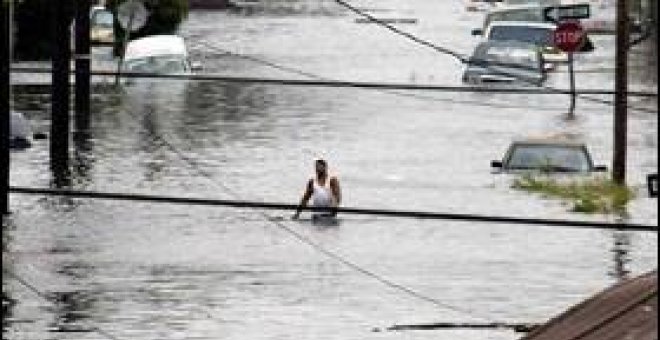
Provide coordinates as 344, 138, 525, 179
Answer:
512, 174, 635, 215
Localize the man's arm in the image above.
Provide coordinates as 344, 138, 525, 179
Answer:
330, 176, 341, 206
292, 179, 313, 219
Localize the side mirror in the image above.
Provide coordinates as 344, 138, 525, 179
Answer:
491, 160, 503, 168
542, 62, 554, 72
593, 165, 608, 172
190, 61, 203, 71
471, 28, 483, 36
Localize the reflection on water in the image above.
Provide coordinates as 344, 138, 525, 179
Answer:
609, 231, 632, 281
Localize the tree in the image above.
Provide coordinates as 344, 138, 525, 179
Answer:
14, 0, 74, 60
107, 0, 189, 56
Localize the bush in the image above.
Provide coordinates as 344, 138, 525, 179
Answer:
14, 0, 74, 60
512, 174, 635, 215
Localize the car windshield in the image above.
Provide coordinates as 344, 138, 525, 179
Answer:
471, 44, 540, 70
506, 144, 592, 171
92, 10, 114, 28
124, 55, 188, 74
488, 25, 553, 46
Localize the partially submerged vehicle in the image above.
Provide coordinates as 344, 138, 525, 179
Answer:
10, 111, 32, 150
122, 35, 200, 75
480, 21, 569, 63
462, 40, 546, 86
491, 136, 607, 173
90, 6, 114, 45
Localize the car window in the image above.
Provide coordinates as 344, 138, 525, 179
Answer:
92, 10, 114, 28
475, 45, 540, 70
506, 145, 592, 171
488, 25, 553, 46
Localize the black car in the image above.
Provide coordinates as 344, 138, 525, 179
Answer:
491, 137, 608, 173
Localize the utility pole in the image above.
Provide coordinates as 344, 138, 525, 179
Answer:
51, 0, 72, 181
74, 0, 91, 138
613, 0, 630, 185
2, 0, 11, 216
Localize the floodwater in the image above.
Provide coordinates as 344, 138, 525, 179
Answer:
3, 1, 658, 340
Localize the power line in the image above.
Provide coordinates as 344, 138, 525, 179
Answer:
9, 67, 659, 98
9, 186, 657, 232
190, 40, 573, 112
334, 0, 467, 62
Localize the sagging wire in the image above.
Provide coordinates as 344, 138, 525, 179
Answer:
191, 40, 570, 112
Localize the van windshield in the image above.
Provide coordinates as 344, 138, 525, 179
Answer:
124, 55, 189, 74
488, 25, 553, 46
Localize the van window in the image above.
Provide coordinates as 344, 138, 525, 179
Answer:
92, 10, 114, 28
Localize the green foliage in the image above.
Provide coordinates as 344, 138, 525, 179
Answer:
512, 174, 635, 215
107, 0, 189, 56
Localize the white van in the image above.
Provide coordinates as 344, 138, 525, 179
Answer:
122, 35, 200, 74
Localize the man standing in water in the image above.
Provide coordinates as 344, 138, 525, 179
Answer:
292, 159, 341, 221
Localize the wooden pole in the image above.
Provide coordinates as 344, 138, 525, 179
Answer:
613, 0, 630, 185
567, 52, 576, 119
74, 0, 91, 138
1, 0, 11, 216
51, 0, 71, 182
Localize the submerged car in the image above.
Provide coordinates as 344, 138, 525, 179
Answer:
10, 111, 32, 149
491, 137, 607, 173
462, 40, 545, 85
90, 6, 114, 45
122, 35, 200, 75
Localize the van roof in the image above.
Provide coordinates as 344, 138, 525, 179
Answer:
124, 35, 188, 61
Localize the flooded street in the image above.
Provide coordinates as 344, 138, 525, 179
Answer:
3, 1, 657, 340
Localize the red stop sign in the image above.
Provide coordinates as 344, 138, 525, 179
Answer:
553, 21, 585, 52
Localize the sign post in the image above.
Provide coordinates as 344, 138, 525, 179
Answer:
115, 0, 148, 85
552, 20, 586, 119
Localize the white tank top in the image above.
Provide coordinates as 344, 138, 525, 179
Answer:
312, 177, 333, 208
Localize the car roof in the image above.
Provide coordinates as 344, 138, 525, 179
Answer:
487, 20, 556, 29
511, 134, 588, 147
475, 39, 540, 51
124, 35, 188, 61
489, 4, 545, 12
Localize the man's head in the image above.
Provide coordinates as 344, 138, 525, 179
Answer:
315, 159, 328, 176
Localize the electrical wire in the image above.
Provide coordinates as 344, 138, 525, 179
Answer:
190, 40, 569, 112
9, 187, 657, 232
10, 67, 658, 98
